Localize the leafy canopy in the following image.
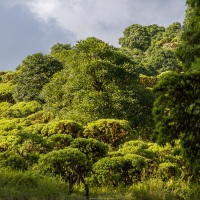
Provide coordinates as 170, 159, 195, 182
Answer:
42, 37, 154, 129
13, 53, 63, 103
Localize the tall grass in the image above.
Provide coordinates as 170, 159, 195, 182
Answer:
71, 178, 200, 200
0, 168, 69, 200
0, 168, 199, 200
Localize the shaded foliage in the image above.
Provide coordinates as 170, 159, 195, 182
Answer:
13, 53, 63, 102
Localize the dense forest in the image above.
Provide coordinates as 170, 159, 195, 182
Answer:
0, 0, 200, 199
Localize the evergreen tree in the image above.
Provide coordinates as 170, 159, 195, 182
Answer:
176, 0, 200, 71
153, 0, 200, 177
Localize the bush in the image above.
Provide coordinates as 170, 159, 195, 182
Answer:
120, 140, 157, 159
1, 101, 42, 118
156, 162, 181, 181
93, 154, 147, 187
41, 120, 84, 137
71, 138, 108, 165
84, 119, 132, 149
48, 134, 74, 150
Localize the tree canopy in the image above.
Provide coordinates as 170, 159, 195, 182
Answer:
13, 53, 63, 103
153, 0, 200, 176
41, 37, 154, 129
176, 0, 200, 71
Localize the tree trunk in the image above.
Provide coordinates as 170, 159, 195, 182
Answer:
79, 173, 89, 199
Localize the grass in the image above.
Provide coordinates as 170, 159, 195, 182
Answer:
0, 168, 69, 200
0, 168, 199, 200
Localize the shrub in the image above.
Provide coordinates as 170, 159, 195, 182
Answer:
1, 101, 42, 118
156, 162, 181, 181
84, 119, 132, 149
41, 120, 84, 137
48, 134, 74, 150
93, 154, 147, 187
71, 138, 108, 165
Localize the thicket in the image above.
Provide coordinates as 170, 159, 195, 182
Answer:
0, 0, 200, 199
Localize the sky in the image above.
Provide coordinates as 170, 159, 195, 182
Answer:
0, 0, 186, 71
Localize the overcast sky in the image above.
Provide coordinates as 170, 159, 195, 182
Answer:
0, 0, 186, 71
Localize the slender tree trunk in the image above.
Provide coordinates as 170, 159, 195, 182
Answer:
79, 173, 89, 199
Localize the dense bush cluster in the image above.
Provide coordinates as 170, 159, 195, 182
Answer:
0, 1, 200, 198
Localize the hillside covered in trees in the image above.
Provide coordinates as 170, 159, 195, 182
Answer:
0, 0, 200, 199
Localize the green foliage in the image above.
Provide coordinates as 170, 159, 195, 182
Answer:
153, 71, 200, 176
13, 53, 63, 102
119, 22, 182, 75
41, 120, 84, 137
153, 72, 200, 143
164, 22, 182, 41
93, 155, 147, 186
121, 140, 156, 160
38, 147, 87, 192
0, 102, 12, 114
50, 43, 72, 65
26, 110, 49, 124
48, 134, 74, 150
119, 24, 151, 51
23, 123, 45, 135
0, 130, 51, 170
0, 118, 22, 133
138, 74, 158, 88
1, 14, 200, 198
0, 71, 15, 103
84, 119, 132, 148
0, 82, 15, 103
119, 24, 166, 52
71, 138, 108, 165
2, 154, 28, 170
176, 1, 200, 71
0, 168, 69, 199
142, 46, 179, 73
156, 162, 181, 181
50, 43, 71, 55
42, 37, 154, 129
0, 101, 42, 118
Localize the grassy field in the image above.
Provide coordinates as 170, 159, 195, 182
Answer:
0, 168, 200, 200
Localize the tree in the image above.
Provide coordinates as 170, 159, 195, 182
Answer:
70, 138, 108, 165
0, 101, 42, 118
13, 53, 63, 103
41, 120, 84, 137
142, 46, 179, 74
119, 24, 151, 51
41, 37, 154, 130
0, 71, 15, 103
50, 43, 71, 55
146, 24, 165, 40
176, 1, 200, 71
153, 72, 200, 176
93, 154, 147, 187
0, 131, 50, 170
50, 43, 72, 65
119, 23, 181, 75
83, 119, 132, 149
38, 147, 89, 198
153, 0, 200, 177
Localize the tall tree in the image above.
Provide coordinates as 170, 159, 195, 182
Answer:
13, 53, 63, 103
41, 37, 154, 130
119, 24, 151, 51
176, 0, 200, 71
153, 0, 200, 177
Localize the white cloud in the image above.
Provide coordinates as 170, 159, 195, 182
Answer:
4, 0, 186, 46
15, 0, 133, 45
